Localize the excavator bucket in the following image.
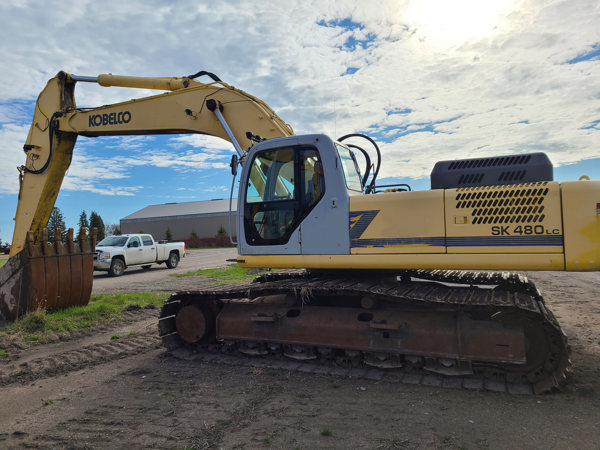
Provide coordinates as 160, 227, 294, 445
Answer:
0, 227, 97, 321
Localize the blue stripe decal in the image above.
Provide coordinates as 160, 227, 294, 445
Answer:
352, 238, 446, 248
349, 211, 379, 240
351, 235, 564, 248
446, 235, 563, 247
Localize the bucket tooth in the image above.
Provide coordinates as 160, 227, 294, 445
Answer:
0, 227, 97, 321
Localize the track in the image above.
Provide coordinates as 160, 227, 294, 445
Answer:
158, 270, 570, 394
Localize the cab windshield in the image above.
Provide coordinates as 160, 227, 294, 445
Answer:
335, 143, 363, 192
97, 236, 128, 247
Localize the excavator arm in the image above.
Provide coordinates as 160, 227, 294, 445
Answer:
2, 70, 293, 319
12, 71, 293, 256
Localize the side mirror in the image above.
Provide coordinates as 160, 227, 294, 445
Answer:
230, 154, 238, 176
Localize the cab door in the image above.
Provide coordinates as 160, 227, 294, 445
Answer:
126, 236, 145, 264
241, 145, 302, 254
140, 235, 156, 262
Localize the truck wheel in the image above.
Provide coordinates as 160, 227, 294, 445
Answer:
166, 252, 179, 269
109, 258, 126, 277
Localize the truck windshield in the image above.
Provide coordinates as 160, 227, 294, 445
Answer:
97, 236, 128, 247
335, 143, 363, 192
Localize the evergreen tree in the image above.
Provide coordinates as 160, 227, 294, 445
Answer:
47, 207, 67, 242
165, 227, 173, 241
215, 225, 230, 247
89, 211, 106, 241
78, 210, 89, 232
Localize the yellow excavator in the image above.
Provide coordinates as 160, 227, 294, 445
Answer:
1, 71, 598, 393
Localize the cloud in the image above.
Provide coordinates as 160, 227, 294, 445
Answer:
204, 185, 229, 193
0, 123, 32, 194
168, 135, 234, 155
0, 0, 598, 198
0, 130, 232, 196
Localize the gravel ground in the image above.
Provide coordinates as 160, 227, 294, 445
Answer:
0, 250, 598, 449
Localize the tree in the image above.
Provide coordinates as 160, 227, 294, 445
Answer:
165, 227, 173, 241
78, 211, 89, 232
215, 225, 230, 247
105, 223, 121, 236
89, 211, 106, 241
47, 207, 67, 242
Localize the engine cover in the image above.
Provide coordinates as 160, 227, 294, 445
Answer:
431, 152, 553, 189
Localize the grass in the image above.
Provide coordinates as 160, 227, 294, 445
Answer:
0, 257, 7, 268
0, 263, 265, 350
176, 263, 267, 284
320, 429, 332, 437
0, 292, 168, 346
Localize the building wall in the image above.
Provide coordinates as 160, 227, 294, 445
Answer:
120, 213, 236, 241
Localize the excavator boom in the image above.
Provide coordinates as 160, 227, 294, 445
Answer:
12, 71, 293, 256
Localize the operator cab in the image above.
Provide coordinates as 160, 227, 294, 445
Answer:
237, 134, 359, 256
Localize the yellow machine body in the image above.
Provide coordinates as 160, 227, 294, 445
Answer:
238, 180, 599, 272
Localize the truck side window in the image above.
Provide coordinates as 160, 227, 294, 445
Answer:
245, 146, 324, 246
142, 235, 153, 246
128, 236, 141, 248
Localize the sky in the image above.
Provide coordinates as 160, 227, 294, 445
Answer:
0, 0, 599, 243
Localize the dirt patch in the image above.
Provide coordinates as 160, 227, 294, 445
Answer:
0, 271, 599, 449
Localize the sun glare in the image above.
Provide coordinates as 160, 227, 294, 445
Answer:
404, 0, 516, 51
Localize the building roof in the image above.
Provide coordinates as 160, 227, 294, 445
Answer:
121, 198, 237, 223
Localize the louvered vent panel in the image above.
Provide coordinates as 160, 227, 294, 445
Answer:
455, 183, 550, 225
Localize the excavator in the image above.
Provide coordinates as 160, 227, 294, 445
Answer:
1, 70, 598, 394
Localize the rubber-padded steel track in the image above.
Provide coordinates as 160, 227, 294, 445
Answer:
158, 270, 570, 394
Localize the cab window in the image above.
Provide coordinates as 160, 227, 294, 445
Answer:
336, 143, 363, 192
245, 146, 324, 245
127, 236, 141, 248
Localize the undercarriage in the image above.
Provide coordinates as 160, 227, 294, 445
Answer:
158, 269, 570, 394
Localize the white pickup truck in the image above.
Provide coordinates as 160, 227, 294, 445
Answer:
94, 234, 186, 277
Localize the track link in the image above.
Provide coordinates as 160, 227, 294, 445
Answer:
158, 270, 570, 394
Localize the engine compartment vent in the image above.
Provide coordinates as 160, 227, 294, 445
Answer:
431, 152, 553, 189
455, 183, 550, 225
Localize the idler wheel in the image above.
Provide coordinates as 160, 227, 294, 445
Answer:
176, 305, 211, 343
